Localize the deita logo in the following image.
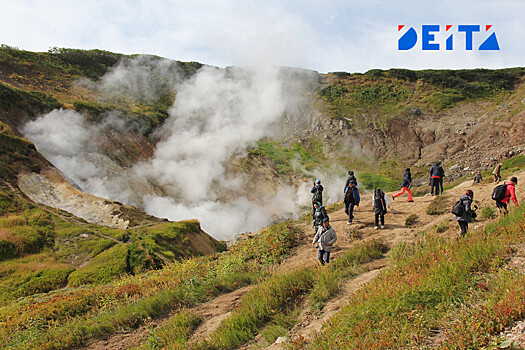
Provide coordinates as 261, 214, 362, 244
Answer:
398, 25, 500, 51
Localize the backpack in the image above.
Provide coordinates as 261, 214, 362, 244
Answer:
451, 200, 464, 216
492, 184, 508, 202
313, 185, 323, 202
374, 190, 387, 213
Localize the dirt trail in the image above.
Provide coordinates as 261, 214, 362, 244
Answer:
253, 171, 524, 349
81, 172, 523, 349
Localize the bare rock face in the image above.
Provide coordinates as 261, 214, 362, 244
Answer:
18, 167, 158, 228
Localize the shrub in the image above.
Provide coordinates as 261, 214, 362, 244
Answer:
480, 206, 496, 219
426, 195, 450, 215
405, 214, 418, 227
359, 172, 399, 192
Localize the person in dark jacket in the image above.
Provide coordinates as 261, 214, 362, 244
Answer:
473, 171, 483, 184
344, 182, 360, 224
312, 202, 328, 235
392, 168, 414, 202
311, 179, 323, 215
344, 171, 358, 191
429, 162, 445, 195
455, 189, 477, 237
372, 188, 390, 229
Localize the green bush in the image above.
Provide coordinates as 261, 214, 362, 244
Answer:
480, 206, 495, 219
359, 172, 398, 192
8, 267, 74, 300
426, 195, 450, 215
405, 214, 418, 227
68, 244, 129, 286
427, 91, 465, 110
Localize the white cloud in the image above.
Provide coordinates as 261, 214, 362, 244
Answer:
1, 0, 523, 72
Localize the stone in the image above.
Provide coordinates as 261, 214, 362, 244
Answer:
275, 337, 289, 344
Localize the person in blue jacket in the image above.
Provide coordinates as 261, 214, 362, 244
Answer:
392, 168, 414, 202
344, 182, 360, 224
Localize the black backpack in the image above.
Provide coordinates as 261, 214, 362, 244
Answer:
374, 189, 387, 213
451, 200, 464, 216
492, 184, 508, 202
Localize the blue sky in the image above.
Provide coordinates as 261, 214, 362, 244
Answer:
1, 0, 524, 72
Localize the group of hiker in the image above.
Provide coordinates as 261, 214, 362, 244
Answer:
454, 176, 518, 236
311, 161, 520, 265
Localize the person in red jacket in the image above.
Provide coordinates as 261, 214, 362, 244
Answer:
496, 177, 518, 214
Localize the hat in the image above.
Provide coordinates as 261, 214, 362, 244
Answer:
322, 218, 329, 223
510, 176, 518, 183
348, 171, 354, 175
316, 179, 321, 184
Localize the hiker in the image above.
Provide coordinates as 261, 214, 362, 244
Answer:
311, 179, 323, 215
495, 177, 518, 214
473, 171, 483, 184
312, 218, 337, 265
312, 201, 328, 235
429, 162, 445, 195
493, 163, 502, 183
372, 188, 390, 229
392, 168, 414, 202
344, 170, 358, 191
344, 182, 360, 225
454, 190, 477, 237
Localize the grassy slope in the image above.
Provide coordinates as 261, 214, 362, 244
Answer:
0, 181, 225, 306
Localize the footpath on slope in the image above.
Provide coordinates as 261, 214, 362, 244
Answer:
249, 171, 524, 349
83, 171, 523, 350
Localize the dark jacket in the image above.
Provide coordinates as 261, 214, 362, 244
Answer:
311, 184, 323, 203
344, 186, 360, 205
473, 173, 483, 183
373, 190, 389, 214
344, 172, 358, 191
313, 206, 329, 227
455, 194, 474, 222
401, 170, 412, 188
430, 164, 444, 178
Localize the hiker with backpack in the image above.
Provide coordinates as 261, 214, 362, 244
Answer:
392, 168, 414, 202
429, 162, 445, 195
453, 189, 477, 237
312, 201, 329, 235
311, 179, 323, 215
372, 188, 390, 229
344, 171, 358, 191
312, 217, 337, 265
493, 177, 518, 214
344, 182, 360, 225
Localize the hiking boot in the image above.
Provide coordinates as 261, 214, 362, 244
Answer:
381, 225, 385, 229
408, 200, 414, 202
374, 226, 379, 230
392, 195, 395, 201
318, 258, 325, 266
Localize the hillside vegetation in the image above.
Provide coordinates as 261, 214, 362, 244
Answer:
2, 46, 525, 348
0, 182, 225, 306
